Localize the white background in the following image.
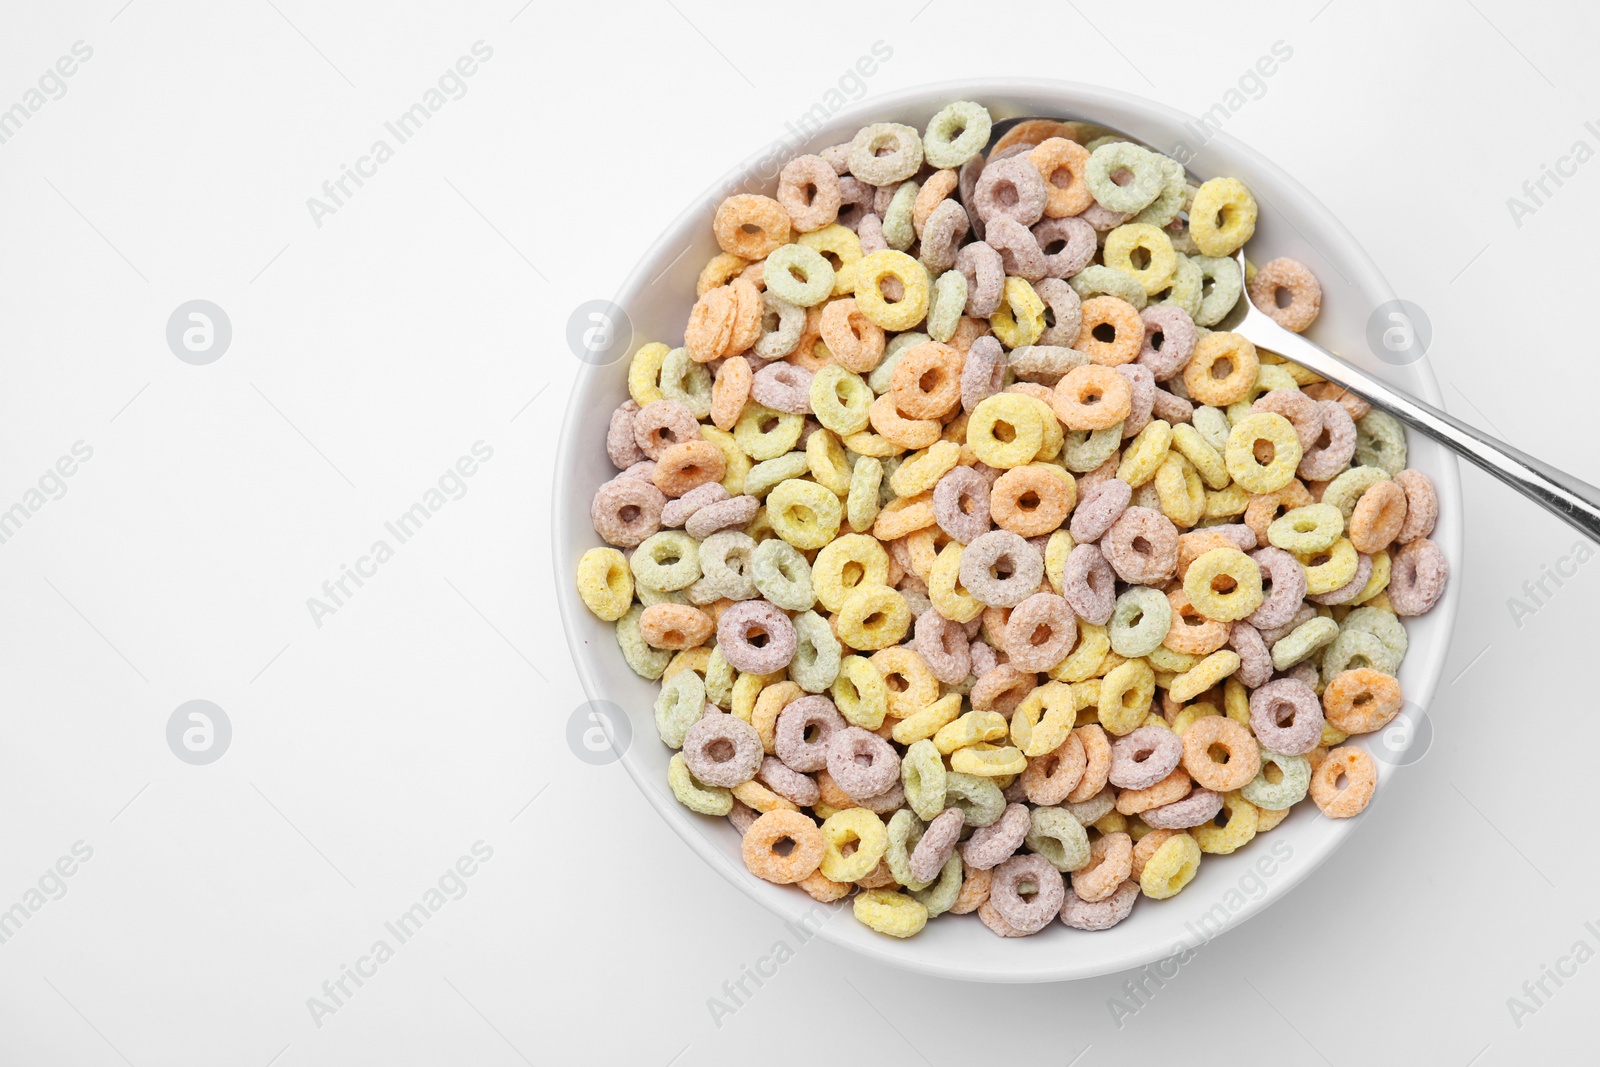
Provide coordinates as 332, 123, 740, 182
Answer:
1, 1, 1596, 1064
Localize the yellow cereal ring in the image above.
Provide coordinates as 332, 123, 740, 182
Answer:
1103, 223, 1177, 294
627, 342, 670, 406
853, 250, 930, 331
1096, 657, 1156, 736
1182, 547, 1264, 622
967, 393, 1047, 469
1190, 177, 1258, 257
836, 584, 911, 650
1190, 792, 1259, 854
662, 645, 712, 684
832, 655, 888, 729
1155, 451, 1206, 527
798, 223, 864, 296
813, 534, 890, 613
1349, 548, 1392, 605
1139, 831, 1202, 899
1116, 419, 1174, 487
1044, 529, 1076, 594
1204, 483, 1252, 518
890, 440, 962, 497
1010, 680, 1077, 757
1171, 422, 1230, 489
668, 753, 732, 816
1170, 701, 1220, 736
1225, 412, 1303, 494
752, 680, 801, 754
853, 888, 929, 938
767, 478, 842, 550
731, 778, 799, 814
934, 710, 1009, 754
1184, 332, 1260, 406
928, 542, 984, 623
949, 742, 1027, 777
1049, 620, 1110, 682
892, 692, 963, 745
575, 547, 633, 621
990, 277, 1046, 348
1297, 537, 1360, 595
806, 428, 853, 496
1167, 649, 1241, 703
1223, 677, 1251, 725
734, 402, 805, 461
1147, 644, 1200, 674
697, 425, 749, 495
1255, 805, 1291, 832
819, 808, 888, 882
810, 364, 874, 436
871, 646, 939, 719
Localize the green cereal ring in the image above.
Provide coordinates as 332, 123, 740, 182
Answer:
658, 347, 712, 418
1110, 585, 1172, 658
871, 332, 928, 394
848, 122, 924, 185
1341, 605, 1408, 660
810, 365, 872, 435
886, 809, 933, 892
1270, 615, 1339, 671
1193, 405, 1232, 453
1321, 628, 1400, 680
655, 668, 706, 748
790, 609, 842, 693
668, 752, 732, 815
882, 180, 920, 252
762, 244, 835, 308
734, 402, 804, 460
1062, 424, 1124, 472
750, 537, 815, 610
631, 531, 701, 591
923, 100, 991, 168
1086, 142, 1165, 214
1355, 409, 1407, 475
744, 451, 810, 499
616, 604, 670, 679
1241, 749, 1311, 811
1024, 805, 1091, 872
911, 853, 964, 918
635, 582, 687, 607
706, 646, 735, 707
1191, 255, 1243, 326
1069, 264, 1148, 309
1323, 466, 1390, 520
847, 455, 884, 532
944, 771, 1005, 828
1156, 253, 1204, 319
1268, 504, 1345, 554
928, 270, 968, 343
902, 738, 948, 820
1131, 156, 1189, 228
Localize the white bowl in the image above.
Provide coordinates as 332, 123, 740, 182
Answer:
553, 79, 1461, 982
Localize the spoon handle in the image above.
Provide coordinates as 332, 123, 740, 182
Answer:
1240, 309, 1600, 544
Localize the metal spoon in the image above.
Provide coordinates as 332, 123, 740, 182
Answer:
990, 117, 1600, 542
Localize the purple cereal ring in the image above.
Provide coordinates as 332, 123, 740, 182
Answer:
1260, 604, 1316, 648
749, 362, 814, 415
716, 599, 797, 674
1078, 201, 1131, 232
1309, 551, 1373, 606
1394, 469, 1438, 543
607, 399, 644, 469
774, 695, 844, 772
1141, 788, 1224, 830
1101, 506, 1179, 585
1118, 364, 1156, 439
1002, 776, 1029, 803
756, 755, 819, 807
837, 176, 874, 231
855, 777, 907, 815
1076, 455, 1121, 497
910, 808, 965, 885
661, 481, 729, 528
1062, 543, 1117, 625
1070, 477, 1132, 543
681, 713, 764, 787
960, 802, 1031, 870
1298, 399, 1356, 481
933, 465, 993, 544
590, 477, 665, 547
1034, 277, 1083, 347
914, 608, 971, 684
632, 400, 700, 460
727, 798, 760, 836
686, 494, 760, 540
1229, 621, 1274, 688
969, 639, 998, 676
616, 460, 657, 483
1247, 547, 1308, 630
1151, 387, 1193, 424
919, 198, 970, 272
1108, 725, 1183, 790
1281, 661, 1320, 691
1254, 389, 1325, 453
1002, 592, 1077, 672
960, 334, 1007, 412
1248, 678, 1325, 756
825, 726, 901, 801
1032, 215, 1097, 279
1059, 879, 1140, 931
1137, 306, 1196, 381
989, 853, 1066, 934
857, 212, 887, 253
1207, 523, 1259, 551
972, 156, 1049, 226
960, 530, 1045, 607
984, 215, 1047, 281
956, 242, 1006, 319
1388, 538, 1449, 616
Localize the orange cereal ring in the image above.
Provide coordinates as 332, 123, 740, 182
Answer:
797, 868, 853, 902
890, 342, 965, 420
713, 194, 792, 259
1348, 480, 1408, 554
652, 439, 725, 497
1322, 668, 1403, 735
912, 169, 960, 236
741, 809, 826, 884
992, 118, 1075, 156
1066, 724, 1111, 803
684, 285, 737, 363
1308, 745, 1377, 818
1071, 831, 1133, 902
873, 493, 937, 541
710, 356, 751, 431
970, 664, 1038, 717
1180, 715, 1260, 793
697, 252, 748, 296
1164, 588, 1229, 654
869, 393, 942, 450
728, 278, 764, 355
1183, 332, 1260, 406
776, 154, 842, 233
1052, 364, 1133, 430
990, 465, 1075, 538
949, 864, 992, 914
1247, 257, 1323, 333
1021, 732, 1087, 805
1029, 137, 1094, 218
819, 297, 887, 373
1071, 296, 1144, 366
1115, 766, 1192, 815
638, 603, 714, 650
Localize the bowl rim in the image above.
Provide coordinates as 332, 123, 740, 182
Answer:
552, 77, 1462, 982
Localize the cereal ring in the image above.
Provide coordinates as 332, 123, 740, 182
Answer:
984, 214, 1047, 281
1348, 480, 1408, 554
1386, 538, 1448, 616
909, 807, 966, 885
1226, 412, 1303, 494
1059, 879, 1140, 930
1227, 620, 1273, 688
1163, 587, 1229, 656
1246, 546, 1308, 631
1103, 223, 1177, 295
632, 400, 701, 460
972, 155, 1050, 226
777, 155, 842, 234
653, 668, 706, 748
989, 853, 1066, 934
1109, 585, 1171, 659
1029, 137, 1094, 218
1189, 255, 1243, 326
790, 610, 842, 693
1140, 788, 1225, 830
890, 341, 964, 419
1309, 746, 1378, 818
575, 547, 633, 621
1183, 547, 1264, 622
1114, 766, 1191, 816
1085, 143, 1164, 214
931, 465, 992, 545
767, 478, 842, 550
749, 537, 814, 611
990, 277, 1047, 348
1032, 216, 1097, 281
1109, 725, 1184, 789
607, 399, 645, 470
853, 250, 931, 333
1180, 715, 1261, 792
1248, 257, 1322, 332
1062, 543, 1117, 625
1191, 791, 1259, 854
848, 122, 923, 185
1002, 593, 1077, 672
717, 599, 797, 674
714, 194, 792, 260
1071, 832, 1133, 903
836, 584, 910, 651
1052, 364, 1133, 431
1322, 668, 1403, 734
774, 694, 844, 773
1240, 749, 1311, 811
990, 464, 1074, 538
819, 807, 887, 882
1268, 503, 1344, 555
1298, 400, 1357, 481
740, 809, 825, 884
960, 802, 1031, 870
953, 240, 1005, 320
682, 712, 764, 787
1247, 678, 1324, 756
967, 393, 1046, 469
637, 600, 715, 650
1356, 409, 1408, 475
1189, 177, 1257, 256
1018, 735, 1085, 808
1069, 478, 1130, 545
1184, 332, 1259, 407
824, 725, 902, 802
1102, 506, 1179, 585
652, 439, 725, 497
1068, 724, 1112, 803
1393, 469, 1438, 543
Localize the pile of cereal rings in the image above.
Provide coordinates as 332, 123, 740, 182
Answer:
576, 101, 1449, 940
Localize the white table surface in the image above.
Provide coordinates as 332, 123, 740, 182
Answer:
1, 1, 1595, 1063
